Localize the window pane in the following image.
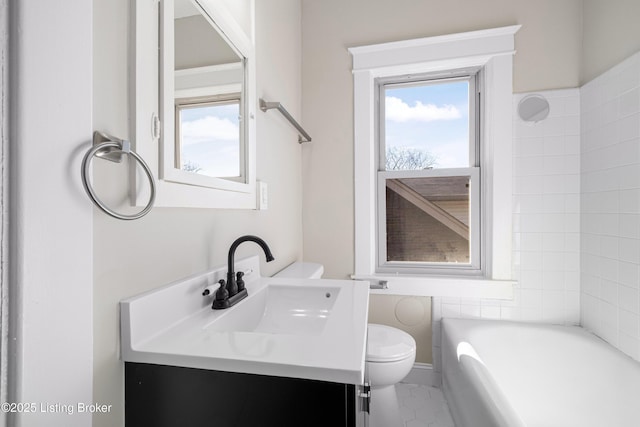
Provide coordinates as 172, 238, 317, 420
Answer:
177, 100, 241, 178
384, 80, 469, 170
385, 176, 470, 263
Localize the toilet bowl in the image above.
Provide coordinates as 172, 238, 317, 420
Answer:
367, 323, 416, 427
274, 262, 416, 427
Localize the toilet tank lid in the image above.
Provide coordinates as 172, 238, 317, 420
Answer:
367, 324, 416, 362
273, 262, 324, 279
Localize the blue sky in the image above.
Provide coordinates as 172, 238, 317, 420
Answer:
176, 80, 468, 177
385, 80, 469, 169
179, 102, 241, 178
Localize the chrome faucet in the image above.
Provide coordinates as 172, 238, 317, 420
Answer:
212, 235, 275, 310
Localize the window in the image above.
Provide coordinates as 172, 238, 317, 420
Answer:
377, 72, 481, 275
350, 26, 520, 283
175, 94, 243, 180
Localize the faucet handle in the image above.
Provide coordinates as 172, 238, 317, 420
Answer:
214, 279, 229, 301
236, 271, 245, 292
202, 284, 217, 296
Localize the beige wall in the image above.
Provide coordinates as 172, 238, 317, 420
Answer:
174, 15, 239, 69
92, 1, 303, 425
581, 0, 640, 84
301, 0, 582, 281
301, 0, 582, 362
369, 295, 432, 363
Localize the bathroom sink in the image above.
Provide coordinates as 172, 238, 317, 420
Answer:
206, 284, 341, 336
120, 256, 369, 384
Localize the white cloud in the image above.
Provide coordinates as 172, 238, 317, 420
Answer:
429, 139, 469, 168
180, 116, 239, 145
385, 96, 461, 123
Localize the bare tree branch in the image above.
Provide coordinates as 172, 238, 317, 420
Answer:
182, 160, 202, 173
385, 146, 437, 170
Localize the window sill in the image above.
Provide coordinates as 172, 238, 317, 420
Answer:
351, 274, 515, 299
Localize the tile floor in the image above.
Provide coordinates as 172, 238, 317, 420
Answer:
396, 383, 455, 427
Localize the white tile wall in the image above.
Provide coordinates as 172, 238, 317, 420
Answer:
432, 52, 640, 378
580, 51, 640, 362
432, 88, 582, 381
512, 89, 582, 324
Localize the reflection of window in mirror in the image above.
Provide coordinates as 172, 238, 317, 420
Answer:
134, 0, 256, 208
165, 0, 248, 189
175, 94, 242, 180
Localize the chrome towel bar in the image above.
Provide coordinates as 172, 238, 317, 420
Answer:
81, 131, 156, 220
259, 98, 312, 143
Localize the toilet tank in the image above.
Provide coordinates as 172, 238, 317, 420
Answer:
273, 262, 324, 279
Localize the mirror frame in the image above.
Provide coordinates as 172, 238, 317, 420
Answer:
161, 0, 252, 192
132, 0, 257, 209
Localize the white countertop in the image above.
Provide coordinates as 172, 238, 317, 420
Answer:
120, 256, 369, 385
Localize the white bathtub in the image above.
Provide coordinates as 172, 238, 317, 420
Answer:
441, 318, 640, 427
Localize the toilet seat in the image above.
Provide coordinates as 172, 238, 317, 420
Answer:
366, 324, 416, 363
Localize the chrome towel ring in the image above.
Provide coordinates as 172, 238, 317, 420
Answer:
81, 131, 156, 220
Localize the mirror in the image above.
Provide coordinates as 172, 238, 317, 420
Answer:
160, 0, 254, 193
132, 0, 256, 208
173, 0, 244, 180
518, 94, 550, 123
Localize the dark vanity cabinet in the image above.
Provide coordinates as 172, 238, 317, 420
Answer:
125, 363, 362, 427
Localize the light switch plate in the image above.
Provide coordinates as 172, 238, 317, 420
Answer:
257, 181, 268, 210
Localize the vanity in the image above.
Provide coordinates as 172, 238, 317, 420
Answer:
120, 255, 370, 426
121, 0, 363, 421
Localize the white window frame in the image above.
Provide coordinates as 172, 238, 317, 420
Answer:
350, 25, 520, 285
173, 92, 245, 184
376, 71, 482, 275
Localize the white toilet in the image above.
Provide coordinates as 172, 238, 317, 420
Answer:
275, 262, 417, 427
366, 323, 416, 427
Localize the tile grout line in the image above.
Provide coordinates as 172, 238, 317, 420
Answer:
396, 383, 455, 427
